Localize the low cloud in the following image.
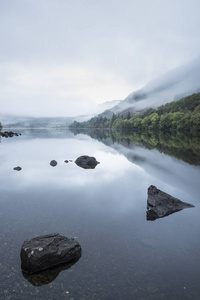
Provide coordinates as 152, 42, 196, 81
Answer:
106, 57, 200, 114
1, 0, 200, 118
0, 63, 132, 117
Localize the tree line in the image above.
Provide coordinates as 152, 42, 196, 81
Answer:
69, 92, 200, 132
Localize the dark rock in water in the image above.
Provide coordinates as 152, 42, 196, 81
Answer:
13, 166, 22, 171
22, 257, 80, 286
50, 160, 57, 167
64, 160, 69, 163
20, 233, 81, 275
75, 155, 100, 169
147, 185, 194, 221
0, 131, 21, 138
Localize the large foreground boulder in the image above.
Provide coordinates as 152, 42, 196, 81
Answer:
147, 185, 194, 221
20, 233, 81, 274
75, 155, 100, 169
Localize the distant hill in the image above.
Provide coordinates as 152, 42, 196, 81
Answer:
1, 116, 75, 129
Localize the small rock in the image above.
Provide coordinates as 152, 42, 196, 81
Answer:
50, 160, 57, 167
0, 131, 21, 138
64, 160, 69, 163
13, 166, 22, 171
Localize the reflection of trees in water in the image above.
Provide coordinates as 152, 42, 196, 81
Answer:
71, 129, 200, 166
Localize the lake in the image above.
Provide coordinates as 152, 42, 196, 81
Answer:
1, 128, 200, 300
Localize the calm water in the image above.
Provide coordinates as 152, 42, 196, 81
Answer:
0, 129, 200, 300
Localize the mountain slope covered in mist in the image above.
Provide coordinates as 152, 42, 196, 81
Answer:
98, 57, 200, 118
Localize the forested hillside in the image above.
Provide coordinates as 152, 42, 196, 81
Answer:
70, 92, 200, 132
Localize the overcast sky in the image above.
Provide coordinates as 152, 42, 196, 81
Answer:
0, 0, 200, 117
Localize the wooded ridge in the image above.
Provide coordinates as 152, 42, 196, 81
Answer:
70, 92, 200, 132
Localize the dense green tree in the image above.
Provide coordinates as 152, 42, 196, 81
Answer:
159, 113, 173, 130
126, 111, 131, 120
141, 115, 151, 129
121, 119, 133, 130
176, 113, 191, 131
171, 112, 185, 130
133, 118, 143, 129
112, 118, 123, 129
110, 113, 117, 125
149, 113, 160, 129
191, 112, 200, 130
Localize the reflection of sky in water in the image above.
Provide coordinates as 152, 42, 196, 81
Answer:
0, 133, 146, 212
0, 129, 200, 299
109, 142, 200, 205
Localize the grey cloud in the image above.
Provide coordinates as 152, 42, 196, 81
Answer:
0, 0, 200, 117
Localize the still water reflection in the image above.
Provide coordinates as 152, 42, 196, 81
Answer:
22, 258, 81, 287
0, 129, 200, 299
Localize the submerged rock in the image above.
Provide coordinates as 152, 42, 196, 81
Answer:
75, 155, 100, 169
13, 166, 22, 171
50, 160, 57, 167
20, 233, 81, 274
147, 185, 194, 221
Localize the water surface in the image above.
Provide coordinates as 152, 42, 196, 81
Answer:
0, 129, 200, 299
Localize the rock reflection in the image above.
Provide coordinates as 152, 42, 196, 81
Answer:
22, 257, 81, 286
146, 207, 184, 221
